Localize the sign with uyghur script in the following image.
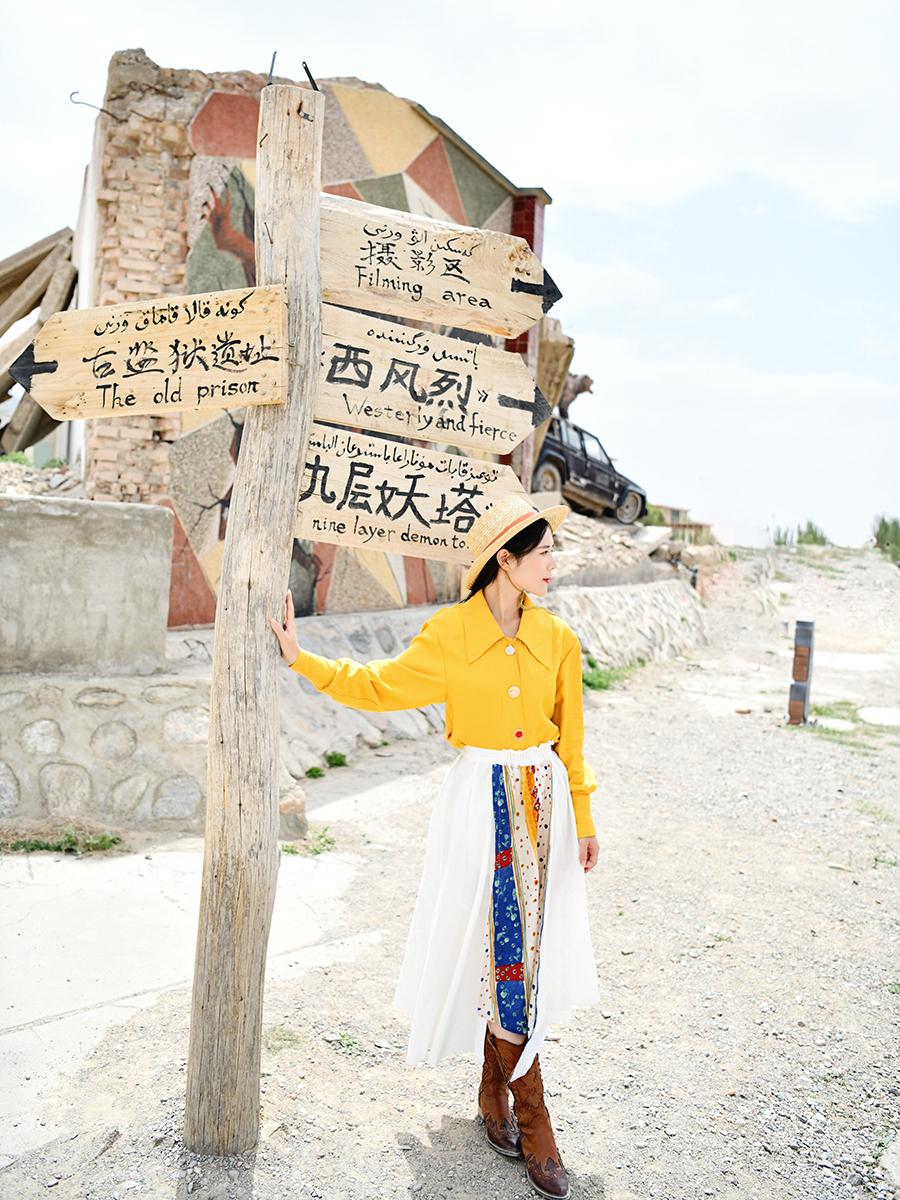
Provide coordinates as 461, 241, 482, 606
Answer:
315, 304, 551, 454
320, 194, 561, 339
9, 286, 287, 420
295, 423, 526, 562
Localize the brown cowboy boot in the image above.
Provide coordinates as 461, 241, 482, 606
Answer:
478, 1029, 522, 1157
493, 1039, 569, 1200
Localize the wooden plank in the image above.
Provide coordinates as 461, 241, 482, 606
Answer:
0, 394, 57, 455
316, 304, 550, 453
184, 84, 325, 1158
0, 227, 72, 293
12, 285, 288, 421
0, 239, 71, 340
320, 193, 561, 338
38, 258, 78, 323
295, 422, 525, 562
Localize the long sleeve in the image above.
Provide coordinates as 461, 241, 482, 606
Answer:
552, 639, 597, 838
290, 617, 447, 712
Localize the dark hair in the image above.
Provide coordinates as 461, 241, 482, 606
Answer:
464, 518, 551, 600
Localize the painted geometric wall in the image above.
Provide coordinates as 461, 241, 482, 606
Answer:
166, 78, 542, 619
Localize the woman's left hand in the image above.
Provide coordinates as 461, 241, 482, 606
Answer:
578, 836, 600, 873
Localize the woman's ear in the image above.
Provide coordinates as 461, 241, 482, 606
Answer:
496, 549, 511, 573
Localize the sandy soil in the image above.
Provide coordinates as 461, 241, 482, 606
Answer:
2, 545, 899, 1200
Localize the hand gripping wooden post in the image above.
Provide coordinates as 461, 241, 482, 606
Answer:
184, 84, 324, 1156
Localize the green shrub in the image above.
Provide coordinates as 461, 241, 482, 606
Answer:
772, 526, 794, 546
43, 457, 67, 470
0, 451, 30, 465
324, 751, 347, 768
305, 765, 325, 779
874, 514, 900, 563
797, 520, 827, 545
638, 505, 667, 526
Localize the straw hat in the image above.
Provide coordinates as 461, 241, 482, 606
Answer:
464, 494, 569, 592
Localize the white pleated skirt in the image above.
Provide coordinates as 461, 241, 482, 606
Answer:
393, 742, 599, 1081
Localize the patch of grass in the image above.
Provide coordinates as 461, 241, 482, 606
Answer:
772, 526, 794, 546
583, 655, 641, 691
812, 701, 859, 720
326, 1031, 365, 1055
713, 934, 733, 943
303, 824, 335, 856
324, 751, 347, 768
0, 824, 124, 855
638, 505, 667, 526
280, 843, 299, 855
264, 1025, 304, 1052
874, 855, 898, 868
856, 800, 899, 828
43, 457, 67, 470
0, 451, 30, 465
305, 765, 325, 779
886, 982, 900, 995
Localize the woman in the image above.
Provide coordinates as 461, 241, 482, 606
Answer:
271, 494, 599, 1200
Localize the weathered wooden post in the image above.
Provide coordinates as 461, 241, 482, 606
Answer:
183, 83, 324, 1156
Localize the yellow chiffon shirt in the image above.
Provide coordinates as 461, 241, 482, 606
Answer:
290, 591, 597, 837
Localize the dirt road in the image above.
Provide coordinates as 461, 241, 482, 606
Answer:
2, 546, 899, 1200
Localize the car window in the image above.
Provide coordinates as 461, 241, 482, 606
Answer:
581, 431, 610, 465
560, 423, 583, 452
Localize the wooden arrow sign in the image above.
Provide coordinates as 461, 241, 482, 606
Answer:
320, 194, 561, 339
315, 304, 551, 453
9, 286, 287, 420
295, 422, 526, 562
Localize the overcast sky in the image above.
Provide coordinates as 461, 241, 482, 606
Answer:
2, 0, 897, 545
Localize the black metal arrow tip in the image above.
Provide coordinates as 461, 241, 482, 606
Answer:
509, 269, 563, 313
8, 343, 58, 394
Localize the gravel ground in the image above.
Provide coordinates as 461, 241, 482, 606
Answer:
2, 545, 899, 1200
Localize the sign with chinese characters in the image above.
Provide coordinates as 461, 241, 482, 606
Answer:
9, 286, 287, 420
316, 304, 551, 453
320, 194, 561, 339
295, 423, 526, 562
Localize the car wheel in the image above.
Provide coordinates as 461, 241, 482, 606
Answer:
534, 460, 563, 492
615, 491, 642, 524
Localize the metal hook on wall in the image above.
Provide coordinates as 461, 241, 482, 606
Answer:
69, 91, 125, 123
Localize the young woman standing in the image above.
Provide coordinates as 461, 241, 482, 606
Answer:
271, 495, 600, 1200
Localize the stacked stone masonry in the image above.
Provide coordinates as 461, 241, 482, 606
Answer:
0, 582, 704, 834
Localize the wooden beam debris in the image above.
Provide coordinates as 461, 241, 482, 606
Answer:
0, 227, 72, 309
0, 237, 73, 340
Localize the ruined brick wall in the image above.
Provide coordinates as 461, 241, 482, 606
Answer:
83, 49, 269, 502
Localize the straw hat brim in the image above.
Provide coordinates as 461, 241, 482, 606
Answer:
464, 503, 569, 592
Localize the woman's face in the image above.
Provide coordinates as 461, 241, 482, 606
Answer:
498, 529, 558, 597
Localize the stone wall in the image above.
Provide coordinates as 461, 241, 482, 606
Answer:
0, 581, 703, 835
0, 494, 172, 675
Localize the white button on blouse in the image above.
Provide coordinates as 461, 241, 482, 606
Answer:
505, 645, 516, 655
508, 686, 521, 698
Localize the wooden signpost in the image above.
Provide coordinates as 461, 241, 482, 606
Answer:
296, 423, 525, 560
321, 192, 560, 337
9, 285, 287, 419
12, 80, 561, 1159
316, 303, 550, 452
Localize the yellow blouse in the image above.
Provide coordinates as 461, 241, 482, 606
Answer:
290, 591, 597, 837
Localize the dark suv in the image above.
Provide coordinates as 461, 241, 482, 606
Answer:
534, 417, 647, 524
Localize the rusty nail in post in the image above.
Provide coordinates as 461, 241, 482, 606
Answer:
266, 52, 276, 87
263, 222, 274, 245
258, 132, 268, 147
302, 62, 319, 91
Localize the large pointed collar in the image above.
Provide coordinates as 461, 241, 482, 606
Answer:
462, 590, 553, 668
